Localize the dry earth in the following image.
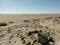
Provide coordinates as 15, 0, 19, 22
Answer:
0, 14, 60, 45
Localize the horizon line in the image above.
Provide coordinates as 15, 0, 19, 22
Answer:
0, 12, 60, 14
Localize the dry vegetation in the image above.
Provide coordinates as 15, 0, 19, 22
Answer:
0, 14, 60, 45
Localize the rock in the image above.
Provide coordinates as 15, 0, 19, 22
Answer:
8, 21, 14, 24
0, 23, 7, 26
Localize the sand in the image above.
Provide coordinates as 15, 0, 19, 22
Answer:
0, 14, 60, 45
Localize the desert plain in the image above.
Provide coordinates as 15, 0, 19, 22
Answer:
0, 14, 60, 45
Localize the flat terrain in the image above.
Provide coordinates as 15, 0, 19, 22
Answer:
0, 14, 60, 45
0, 14, 60, 22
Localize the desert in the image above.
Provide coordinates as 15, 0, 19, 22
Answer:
0, 14, 60, 45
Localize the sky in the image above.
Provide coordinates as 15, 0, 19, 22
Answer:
0, 0, 60, 14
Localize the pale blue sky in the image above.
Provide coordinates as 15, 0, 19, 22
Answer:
0, 0, 60, 14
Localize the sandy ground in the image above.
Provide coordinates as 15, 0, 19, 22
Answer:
0, 14, 60, 45
0, 14, 59, 22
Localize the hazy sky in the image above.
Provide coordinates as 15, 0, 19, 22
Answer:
0, 0, 60, 14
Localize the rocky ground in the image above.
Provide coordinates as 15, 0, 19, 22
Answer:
0, 16, 60, 45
